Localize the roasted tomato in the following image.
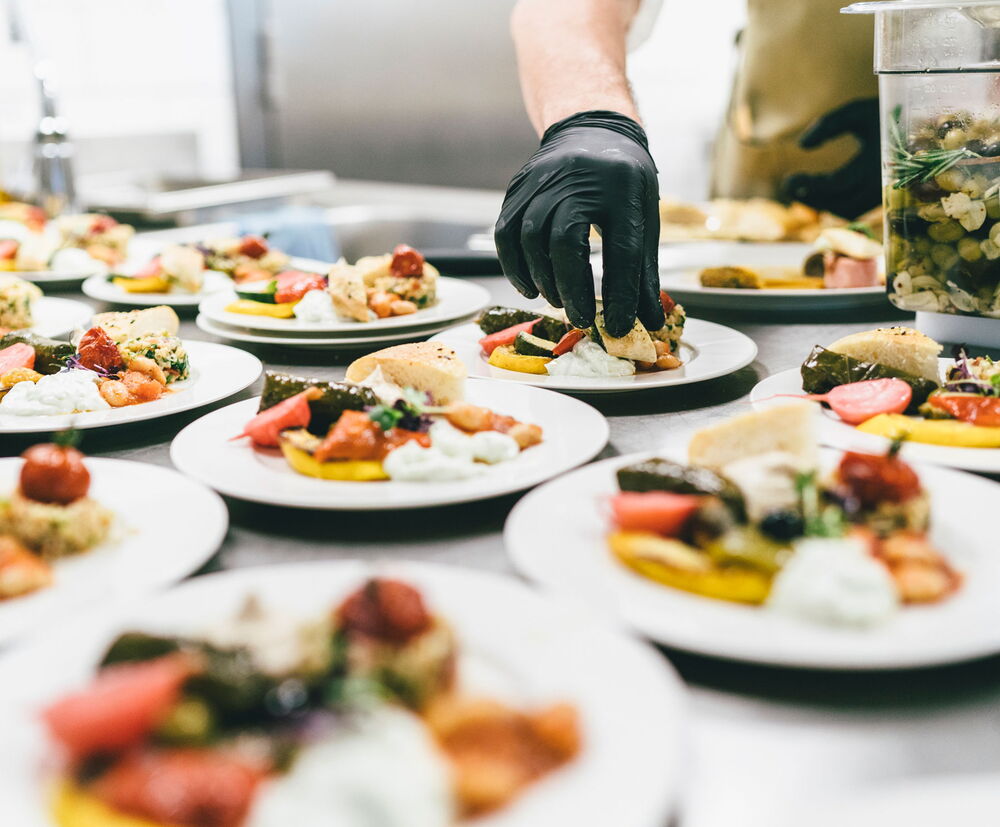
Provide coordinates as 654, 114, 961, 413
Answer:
237, 235, 269, 259
90, 748, 264, 827
273, 270, 326, 304
44, 654, 195, 758
76, 327, 124, 374
0, 239, 18, 260
659, 290, 676, 314
20, 442, 91, 504
928, 394, 1000, 427
89, 214, 118, 235
390, 244, 425, 278
314, 410, 384, 462
337, 578, 432, 643
837, 450, 922, 507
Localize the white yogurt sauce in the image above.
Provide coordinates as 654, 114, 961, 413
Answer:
767, 537, 899, 628
50, 247, 105, 274
293, 288, 337, 322
383, 421, 519, 482
546, 340, 635, 378
357, 365, 404, 405
0, 370, 110, 416
246, 706, 454, 827
0, 220, 29, 243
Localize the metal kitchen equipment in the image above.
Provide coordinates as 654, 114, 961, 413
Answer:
845, 0, 1000, 347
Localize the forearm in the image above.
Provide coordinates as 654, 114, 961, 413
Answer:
511, 0, 642, 135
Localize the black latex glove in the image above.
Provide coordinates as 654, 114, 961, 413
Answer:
495, 110, 664, 338
781, 97, 881, 220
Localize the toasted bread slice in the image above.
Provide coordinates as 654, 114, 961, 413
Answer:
594, 313, 657, 363
92, 305, 180, 341
688, 403, 818, 472
346, 342, 467, 404
327, 261, 370, 322
827, 327, 942, 383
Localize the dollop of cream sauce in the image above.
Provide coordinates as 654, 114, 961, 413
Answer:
546, 340, 635, 378
0, 369, 110, 416
383, 421, 519, 482
246, 706, 454, 827
767, 537, 899, 628
293, 288, 338, 322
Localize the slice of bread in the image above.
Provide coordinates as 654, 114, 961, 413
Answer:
594, 313, 657, 362
827, 327, 942, 383
92, 305, 180, 342
687, 403, 818, 472
345, 342, 467, 404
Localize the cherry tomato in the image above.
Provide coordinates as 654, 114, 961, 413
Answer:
90, 748, 264, 827
390, 244, 425, 278
20, 443, 90, 504
237, 236, 268, 259
76, 327, 124, 374
837, 451, 921, 507
43, 654, 195, 758
337, 578, 431, 643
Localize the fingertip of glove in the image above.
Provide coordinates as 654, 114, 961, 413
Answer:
602, 310, 636, 339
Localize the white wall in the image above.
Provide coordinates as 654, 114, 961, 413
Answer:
0, 0, 239, 188
628, 0, 746, 201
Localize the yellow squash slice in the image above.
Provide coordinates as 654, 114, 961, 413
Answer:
280, 441, 388, 481
52, 780, 169, 827
224, 299, 297, 318
857, 413, 1000, 448
609, 530, 772, 605
487, 345, 551, 375
111, 275, 170, 294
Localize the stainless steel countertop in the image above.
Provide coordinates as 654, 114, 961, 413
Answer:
15, 276, 1000, 826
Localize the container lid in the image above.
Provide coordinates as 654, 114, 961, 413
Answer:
844, 0, 1000, 12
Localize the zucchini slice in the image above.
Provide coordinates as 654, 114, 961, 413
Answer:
513, 331, 556, 357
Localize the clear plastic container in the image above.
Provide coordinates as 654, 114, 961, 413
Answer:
845, 1, 1000, 320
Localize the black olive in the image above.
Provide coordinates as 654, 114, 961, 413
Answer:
759, 510, 804, 542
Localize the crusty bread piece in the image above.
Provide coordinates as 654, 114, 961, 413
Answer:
327, 261, 370, 322
688, 403, 818, 472
827, 327, 942, 383
345, 342, 467, 404
92, 305, 180, 341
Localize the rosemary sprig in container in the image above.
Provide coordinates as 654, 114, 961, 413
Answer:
888, 105, 981, 190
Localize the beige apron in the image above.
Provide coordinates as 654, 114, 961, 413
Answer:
711, 0, 878, 200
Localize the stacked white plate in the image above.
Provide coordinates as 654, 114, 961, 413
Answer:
196, 277, 491, 350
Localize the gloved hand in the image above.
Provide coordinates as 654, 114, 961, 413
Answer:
495, 110, 664, 338
782, 97, 882, 220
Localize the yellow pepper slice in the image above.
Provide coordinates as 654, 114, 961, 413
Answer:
280, 441, 388, 481
857, 413, 1000, 448
0, 259, 16, 272
112, 275, 171, 293
52, 779, 169, 827
225, 299, 297, 318
609, 530, 772, 605
487, 345, 551, 375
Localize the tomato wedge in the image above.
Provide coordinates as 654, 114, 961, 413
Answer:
928, 394, 1000, 427
552, 329, 586, 356
91, 748, 265, 827
273, 270, 326, 304
43, 654, 195, 758
610, 491, 703, 536
478, 319, 539, 356
0, 342, 36, 374
233, 387, 322, 447
659, 290, 676, 314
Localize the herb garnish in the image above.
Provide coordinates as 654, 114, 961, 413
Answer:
795, 470, 847, 538
889, 105, 980, 190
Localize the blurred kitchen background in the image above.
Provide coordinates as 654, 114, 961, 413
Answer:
0, 0, 743, 246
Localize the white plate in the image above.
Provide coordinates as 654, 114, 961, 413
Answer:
81, 269, 232, 307
23, 297, 93, 338
780, 774, 1000, 827
171, 379, 609, 510
750, 361, 1000, 473
199, 277, 490, 334
428, 319, 758, 394
82, 256, 332, 308
658, 240, 814, 272
195, 312, 478, 350
0, 457, 227, 646
0, 340, 262, 434
505, 445, 1000, 670
11, 263, 108, 285
0, 560, 685, 827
